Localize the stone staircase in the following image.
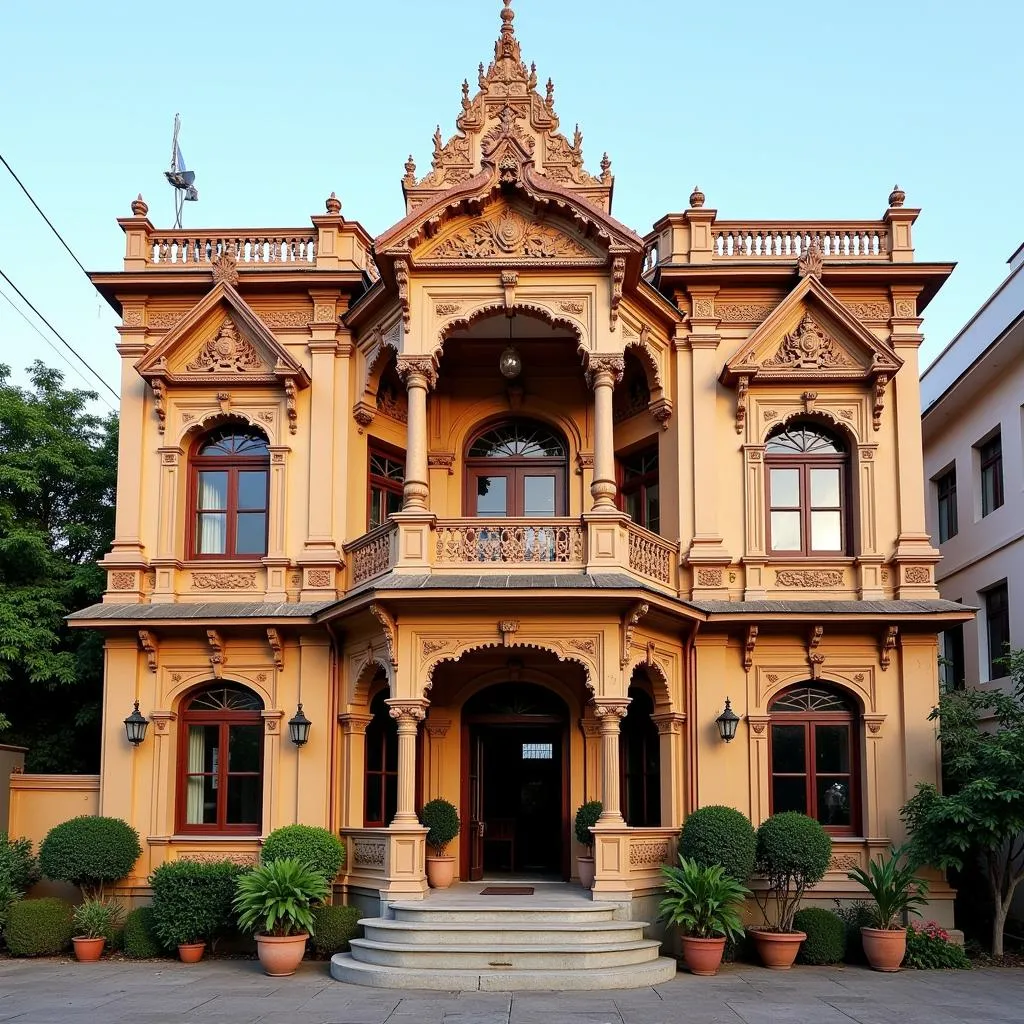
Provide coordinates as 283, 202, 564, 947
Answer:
330, 898, 677, 991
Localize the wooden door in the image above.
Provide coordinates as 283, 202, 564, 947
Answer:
469, 729, 485, 881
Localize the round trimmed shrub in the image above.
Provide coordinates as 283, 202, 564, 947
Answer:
574, 801, 603, 851
419, 799, 461, 857
0, 832, 41, 892
262, 825, 345, 882
755, 812, 832, 932
39, 816, 141, 899
5, 897, 74, 956
150, 859, 247, 949
123, 906, 164, 959
679, 805, 756, 883
793, 907, 847, 964
310, 904, 362, 957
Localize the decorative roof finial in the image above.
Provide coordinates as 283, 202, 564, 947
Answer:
888, 184, 906, 208
500, 0, 515, 37
403, 154, 417, 186
131, 193, 148, 217
689, 185, 705, 209
600, 153, 612, 183
325, 192, 342, 215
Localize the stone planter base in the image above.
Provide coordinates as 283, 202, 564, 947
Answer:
256, 933, 309, 977
426, 856, 455, 889
72, 936, 105, 962
577, 856, 595, 889
680, 936, 726, 976
861, 926, 907, 972
751, 929, 805, 970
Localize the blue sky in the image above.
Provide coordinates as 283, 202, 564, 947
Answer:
1, 0, 1020, 409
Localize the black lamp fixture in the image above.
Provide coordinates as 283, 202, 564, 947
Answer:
124, 700, 149, 746
288, 703, 312, 746
715, 697, 740, 743
499, 312, 522, 379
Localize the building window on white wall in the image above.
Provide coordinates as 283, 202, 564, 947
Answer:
939, 623, 966, 691
978, 431, 1004, 517
983, 581, 1010, 681
934, 466, 958, 543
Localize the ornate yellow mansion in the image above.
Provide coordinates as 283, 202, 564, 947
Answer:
26, 0, 967, 961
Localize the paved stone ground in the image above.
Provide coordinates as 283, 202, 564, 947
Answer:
1, 957, 1023, 1023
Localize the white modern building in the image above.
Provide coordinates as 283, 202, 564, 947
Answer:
922, 243, 1024, 693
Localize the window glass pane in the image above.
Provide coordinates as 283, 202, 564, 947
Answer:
624, 491, 641, 522
772, 776, 807, 814
816, 778, 851, 826
811, 510, 842, 551
771, 724, 806, 774
369, 487, 384, 529
810, 468, 840, 508
522, 743, 553, 759
197, 471, 228, 510
187, 725, 219, 773
235, 513, 267, 555
384, 775, 398, 825
228, 725, 261, 773
196, 513, 227, 554
770, 469, 800, 508
365, 775, 383, 823
770, 511, 801, 551
470, 422, 565, 458
815, 725, 850, 773
476, 475, 508, 517
523, 476, 556, 517
386, 490, 403, 517
645, 484, 660, 534
384, 731, 398, 772
237, 471, 267, 510
367, 731, 383, 772
226, 775, 261, 824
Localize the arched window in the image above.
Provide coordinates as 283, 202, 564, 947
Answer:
769, 684, 858, 834
620, 686, 661, 827
189, 426, 270, 559
364, 688, 398, 827
177, 683, 264, 834
465, 419, 568, 518
765, 421, 849, 556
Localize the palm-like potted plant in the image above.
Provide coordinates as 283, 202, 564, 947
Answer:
750, 812, 832, 969
418, 799, 461, 889
847, 844, 928, 971
71, 899, 123, 962
574, 801, 602, 889
658, 857, 749, 976
234, 857, 329, 976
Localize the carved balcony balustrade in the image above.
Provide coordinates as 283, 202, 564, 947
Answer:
147, 231, 317, 266
434, 518, 585, 568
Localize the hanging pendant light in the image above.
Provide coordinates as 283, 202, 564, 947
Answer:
499, 313, 522, 379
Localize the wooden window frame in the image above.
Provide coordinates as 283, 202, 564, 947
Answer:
935, 466, 958, 543
617, 443, 660, 534
984, 581, 1010, 681
980, 433, 1004, 517
363, 689, 399, 828
619, 686, 661, 827
368, 441, 405, 530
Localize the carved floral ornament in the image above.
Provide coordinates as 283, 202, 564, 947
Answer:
187, 318, 264, 373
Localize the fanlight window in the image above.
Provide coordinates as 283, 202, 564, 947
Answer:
769, 687, 853, 713
187, 685, 264, 712
198, 429, 270, 457
469, 422, 566, 459
765, 425, 844, 455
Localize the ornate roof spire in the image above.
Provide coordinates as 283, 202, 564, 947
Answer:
500, 0, 515, 38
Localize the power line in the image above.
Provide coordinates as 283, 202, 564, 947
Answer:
0, 267, 120, 403
0, 286, 117, 413
0, 152, 92, 284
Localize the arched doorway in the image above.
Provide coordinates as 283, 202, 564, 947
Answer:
460, 682, 569, 881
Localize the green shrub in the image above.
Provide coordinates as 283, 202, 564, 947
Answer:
262, 825, 346, 883
793, 907, 847, 964
310, 904, 362, 956
39, 817, 142, 899
574, 801, 603, 851
833, 900, 873, 963
418, 799, 461, 857
150, 859, 247, 948
0, 833, 40, 892
679, 805, 756, 884
234, 857, 329, 937
5, 897, 74, 956
1, 878, 22, 938
123, 906, 164, 959
72, 898, 124, 942
904, 920, 970, 969
754, 812, 832, 932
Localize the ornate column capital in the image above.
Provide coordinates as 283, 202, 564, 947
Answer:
651, 711, 686, 736
386, 699, 429, 732
593, 697, 631, 732
337, 712, 374, 736
396, 355, 439, 391
585, 354, 625, 389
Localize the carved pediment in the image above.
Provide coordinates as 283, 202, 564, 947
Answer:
415, 202, 603, 265
136, 282, 311, 389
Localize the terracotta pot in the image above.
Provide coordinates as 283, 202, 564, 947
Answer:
681, 935, 726, 976
861, 926, 907, 972
256, 933, 308, 977
426, 855, 455, 889
177, 942, 206, 963
751, 929, 806, 970
577, 855, 595, 889
72, 936, 105, 962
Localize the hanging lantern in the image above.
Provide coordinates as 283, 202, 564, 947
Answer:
288, 703, 312, 746
124, 701, 149, 746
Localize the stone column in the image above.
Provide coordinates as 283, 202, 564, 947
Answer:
593, 698, 630, 823
338, 713, 374, 828
386, 699, 427, 826
586, 356, 624, 511
652, 712, 687, 828
396, 357, 438, 511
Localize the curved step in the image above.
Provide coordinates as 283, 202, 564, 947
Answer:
388, 902, 619, 923
349, 936, 662, 970
331, 952, 679, 991
361, 918, 646, 946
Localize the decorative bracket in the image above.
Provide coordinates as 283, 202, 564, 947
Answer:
150, 380, 167, 434
206, 629, 225, 679
370, 603, 398, 667
807, 625, 824, 680
499, 619, 520, 647
743, 625, 758, 672
609, 254, 626, 330
802, 390, 818, 414
394, 257, 410, 324
285, 379, 298, 435
501, 270, 518, 312
620, 602, 649, 667
266, 628, 283, 671
873, 373, 889, 432
138, 630, 158, 673
734, 375, 749, 435
880, 625, 898, 670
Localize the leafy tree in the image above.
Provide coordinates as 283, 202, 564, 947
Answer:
0, 362, 117, 770
902, 652, 1024, 957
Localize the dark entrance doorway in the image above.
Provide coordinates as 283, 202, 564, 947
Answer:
460, 683, 569, 881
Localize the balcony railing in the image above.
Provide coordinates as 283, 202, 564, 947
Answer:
147, 230, 317, 266
344, 522, 398, 587
627, 523, 677, 587
711, 221, 889, 261
434, 518, 585, 567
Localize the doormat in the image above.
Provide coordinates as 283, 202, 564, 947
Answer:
479, 886, 534, 895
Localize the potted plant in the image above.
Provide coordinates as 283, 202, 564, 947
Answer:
418, 798, 461, 889
847, 844, 928, 971
750, 811, 832, 969
234, 857, 329, 976
71, 898, 123, 962
574, 801, 602, 889
658, 857, 749, 976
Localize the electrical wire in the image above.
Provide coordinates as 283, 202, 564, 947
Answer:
0, 267, 120, 403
